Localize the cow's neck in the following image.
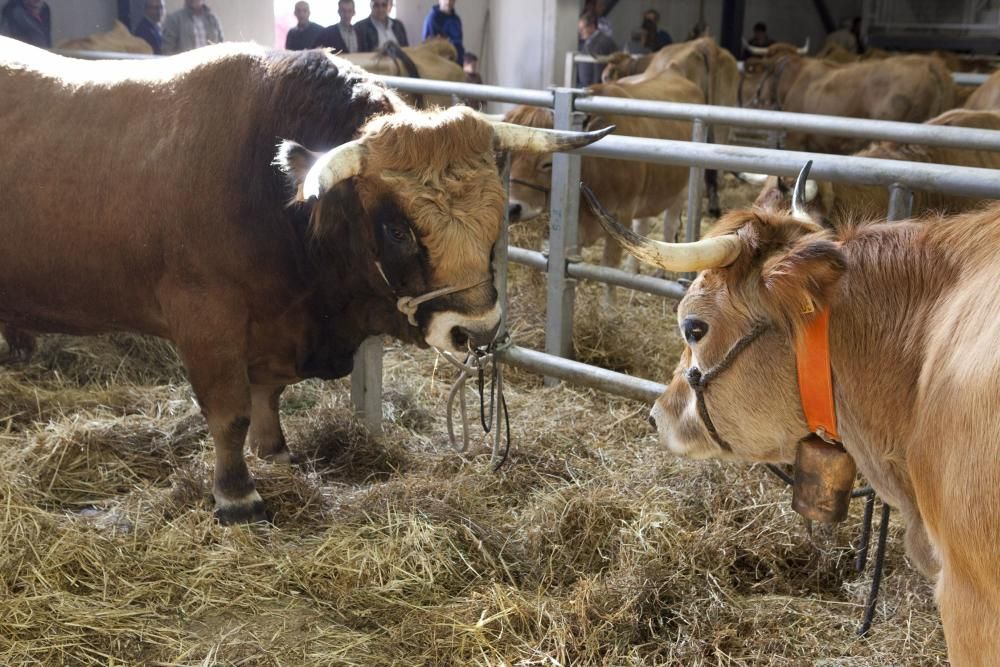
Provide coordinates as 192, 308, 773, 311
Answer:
828, 222, 957, 520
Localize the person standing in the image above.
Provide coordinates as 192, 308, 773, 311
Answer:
161, 0, 223, 55
133, 0, 165, 55
642, 8, 672, 50
421, 0, 463, 65
313, 0, 358, 52
576, 12, 616, 86
285, 1, 323, 50
0, 0, 51, 48
356, 0, 407, 52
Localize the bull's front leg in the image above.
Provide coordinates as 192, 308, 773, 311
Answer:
170, 304, 266, 524
0, 324, 36, 364
249, 384, 291, 463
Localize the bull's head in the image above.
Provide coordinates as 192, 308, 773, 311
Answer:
584, 164, 848, 463
276, 106, 609, 354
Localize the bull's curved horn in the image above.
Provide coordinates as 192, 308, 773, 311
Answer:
791, 160, 813, 219
739, 172, 770, 184
491, 121, 615, 153
798, 37, 810, 55
302, 140, 366, 200
743, 38, 769, 56
582, 184, 741, 272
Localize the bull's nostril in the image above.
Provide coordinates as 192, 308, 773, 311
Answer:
508, 203, 522, 221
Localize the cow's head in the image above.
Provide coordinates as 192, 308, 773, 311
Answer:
600, 52, 634, 83
584, 166, 848, 463
276, 106, 609, 354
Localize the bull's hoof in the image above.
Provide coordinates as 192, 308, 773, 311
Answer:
0, 347, 33, 366
214, 498, 270, 525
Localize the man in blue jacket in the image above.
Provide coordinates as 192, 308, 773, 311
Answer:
422, 0, 463, 65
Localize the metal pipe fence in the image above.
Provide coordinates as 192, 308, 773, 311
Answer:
356, 74, 1000, 427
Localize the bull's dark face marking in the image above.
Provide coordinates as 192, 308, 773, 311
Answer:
371, 198, 432, 299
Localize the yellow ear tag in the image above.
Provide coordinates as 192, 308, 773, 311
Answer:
802, 299, 816, 315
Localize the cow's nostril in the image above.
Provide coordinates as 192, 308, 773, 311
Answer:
648, 414, 657, 429
508, 203, 522, 220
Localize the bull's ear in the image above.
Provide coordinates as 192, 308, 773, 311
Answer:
273, 140, 319, 203
760, 236, 847, 329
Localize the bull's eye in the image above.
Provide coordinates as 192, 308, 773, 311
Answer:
681, 317, 708, 344
540, 161, 553, 172
388, 225, 408, 243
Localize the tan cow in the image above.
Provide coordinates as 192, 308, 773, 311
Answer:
506, 71, 703, 303
0, 37, 607, 522
965, 69, 1000, 110
748, 54, 957, 153
340, 38, 464, 108
589, 174, 1000, 666
602, 37, 739, 215
753, 109, 1000, 226
57, 20, 153, 55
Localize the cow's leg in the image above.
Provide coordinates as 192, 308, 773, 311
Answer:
171, 311, 265, 524
249, 384, 291, 463
601, 236, 624, 307
938, 564, 1000, 666
623, 217, 652, 274
0, 324, 36, 364
705, 169, 721, 218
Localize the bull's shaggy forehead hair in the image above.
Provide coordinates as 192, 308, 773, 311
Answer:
358, 107, 504, 283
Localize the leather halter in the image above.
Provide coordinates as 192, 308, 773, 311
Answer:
374, 261, 490, 326
795, 306, 840, 442
685, 321, 771, 452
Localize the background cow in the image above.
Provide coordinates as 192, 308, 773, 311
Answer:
752, 109, 1000, 226
0, 37, 606, 523
588, 180, 1000, 666
505, 70, 703, 304
339, 38, 464, 108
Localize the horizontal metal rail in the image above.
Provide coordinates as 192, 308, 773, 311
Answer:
509, 246, 687, 300
499, 344, 666, 403
379, 76, 1000, 153
574, 135, 1000, 199
569, 52, 991, 85
54, 49, 159, 60
377, 74, 552, 106
575, 96, 1000, 151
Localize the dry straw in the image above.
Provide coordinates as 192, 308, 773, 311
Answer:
0, 176, 944, 665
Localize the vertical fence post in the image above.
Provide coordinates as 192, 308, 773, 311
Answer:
496, 151, 511, 332
351, 337, 383, 434
886, 184, 914, 222
564, 51, 577, 88
682, 118, 709, 281
545, 87, 583, 386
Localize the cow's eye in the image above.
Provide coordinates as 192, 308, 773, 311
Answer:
681, 317, 709, 344
540, 161, 553, 172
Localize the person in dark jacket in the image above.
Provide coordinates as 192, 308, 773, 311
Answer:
421, 0, 463, 65
577, 11, 616, 86
313, 0, 358, 52
0, 0, 51, 48
133, 0, 165, 55
642, 8, 672, 50
285, 1, 323, 51
355, 0, 407, 52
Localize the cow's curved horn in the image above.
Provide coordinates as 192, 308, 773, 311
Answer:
743, 38, 769, 56
791, 160, 813, 219
798, 37, 810, 55
302, 140, 366, 200
491, 121, 615, 153
582, 184, 741, 272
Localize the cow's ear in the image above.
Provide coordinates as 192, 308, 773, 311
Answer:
274, 140, 319, 203
759, 236, 846, 330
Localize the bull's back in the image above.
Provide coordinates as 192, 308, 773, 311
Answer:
964, 71, 1000, 110
0, 41, 297, 335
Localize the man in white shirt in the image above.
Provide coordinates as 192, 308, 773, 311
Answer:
161, 0, 223, 54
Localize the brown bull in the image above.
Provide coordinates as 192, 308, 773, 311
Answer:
747, 54, 957, 153
753, 109, 1000, 225
589, 174, 1000, 665
0, 37, 606, 522
601, 37, 739, 215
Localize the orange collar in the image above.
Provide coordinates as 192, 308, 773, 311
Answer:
795, 307, 840, 442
